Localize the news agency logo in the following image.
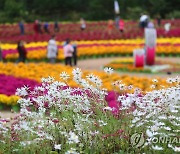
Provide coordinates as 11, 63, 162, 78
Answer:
131, 133, 180, 148
131, 133, 144, 148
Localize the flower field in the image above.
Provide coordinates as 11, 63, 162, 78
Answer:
0, 19, 180, 153
2, 38, 180, 61
0, 68, 179, 153
0, 62, 175, 106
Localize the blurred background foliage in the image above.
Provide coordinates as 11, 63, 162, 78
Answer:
0, 0, 179, 22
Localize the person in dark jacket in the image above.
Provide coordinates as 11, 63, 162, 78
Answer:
54, 21, 60, 32
19, 20, 25, 35
44, 22, 50, 33
72, 44, 77, 66
17, 41, 27, 63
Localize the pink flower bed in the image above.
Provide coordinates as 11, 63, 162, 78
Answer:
0, 74, 39, 96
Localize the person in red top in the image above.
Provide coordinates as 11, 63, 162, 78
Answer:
107, 20, 113, 35
119, 19, 124, 32
33, 20, 39, 34
17, 40, 27, 63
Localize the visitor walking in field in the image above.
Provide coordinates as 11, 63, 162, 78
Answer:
156, 15, 161, 27
43, 22, 50, 33
19, 20, 25, 35
17, 40, 27, 63
80, 18, 86, 31
119, 19, 124, 32
47, 35, 58, 63
139, 14, 149, 28
107, 20, 113, 35
54, 21, 60, 32
33, 20, 39, 34
33, 20, 42, 34
147, 20, 155, 28
63, 38, 74, 66
72, 44, 78, 66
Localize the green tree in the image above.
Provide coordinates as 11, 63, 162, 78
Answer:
4, 0, 25, 18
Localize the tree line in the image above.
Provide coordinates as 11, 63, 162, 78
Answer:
0, 0, 179, 23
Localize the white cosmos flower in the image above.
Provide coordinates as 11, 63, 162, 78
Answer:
54, 144, 61, 150
146, 129, 153, 137
60, 72, 70, 81
158, 115, 167, 120
150, 85, 156, 89
104, 67, 114, 75
152, 79, 158, 83
173, 146, 180, 152
34, 86, 45, 92
175, 76, 180, 83
16, 86, 29, 97
118, 95, 126, 101
41, 76, 54, 83
86, 74, 95, 81
128, 85, 133, 90
167, 144, 180, 152
132, 117, 140, 123
112, 80, 122, 86
68, 132, 79, 144
119, 84, 126, 90
163, 126, 171, 131
52, 81, 66, 87
72, 68, 82, 78
166, 78, 173, 83
98, 120, 107, 126
87, 74, 102, 87
65, 148, 79, 154
94, 79, 102, 87
152, 145, 163, 150
103, 106, 113, 111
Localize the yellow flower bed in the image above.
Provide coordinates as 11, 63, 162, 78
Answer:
0, 62, 171, 91
0, 94, 20, 106
2, 38, 180, 60
110, 58, 134, 63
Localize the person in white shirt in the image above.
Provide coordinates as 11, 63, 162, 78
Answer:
63, 38, 74, 66
47, 35, 58, 63
164, 23, 171, 33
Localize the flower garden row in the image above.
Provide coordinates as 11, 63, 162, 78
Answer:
2, 38, 180, 62
0, 20, 180, 42
0, 62, 175, 107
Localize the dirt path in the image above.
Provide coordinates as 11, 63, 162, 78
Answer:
0, 111, 18, 119
77, 57, 180, 78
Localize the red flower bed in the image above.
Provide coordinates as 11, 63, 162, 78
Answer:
0, 20, 180, 43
